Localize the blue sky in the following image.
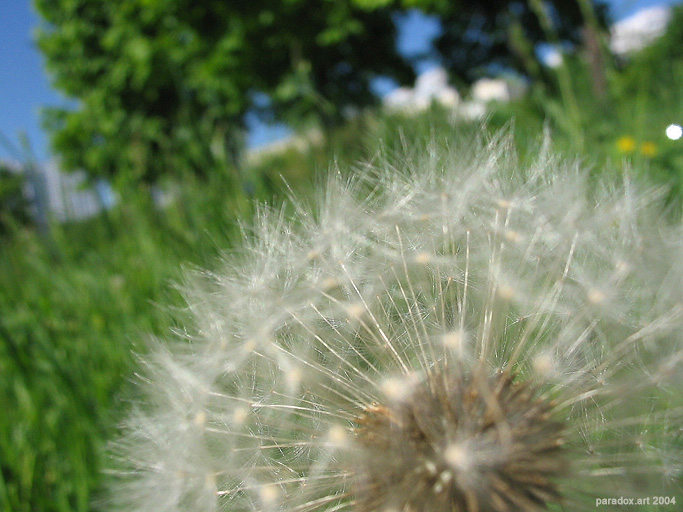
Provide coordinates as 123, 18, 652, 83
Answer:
1, 1, 681, 162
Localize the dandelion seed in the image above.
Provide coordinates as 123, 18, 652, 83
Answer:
319, 277, 340, 291
414, 251, 432, 264
232, 407, 248, 425
497, 283, 516, 300
380, 375, 416, 402
345, 302, 366, 321
503, 229, 521, 243
193, 411, 206, 427
441, 329, 469, 359
587, 288, 606, 305
110, 132, 683, 512
326, 425, 349, 447
532, 352, 556, 378
258, 485, 281, 507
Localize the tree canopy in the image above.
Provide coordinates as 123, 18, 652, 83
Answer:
35, 0, 412, 184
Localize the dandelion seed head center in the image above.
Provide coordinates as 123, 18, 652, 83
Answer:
353, 371, 566, 511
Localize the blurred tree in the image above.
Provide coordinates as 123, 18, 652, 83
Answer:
353, 0, 609, 86
248, 2, 414, 130
434, 1, 608, 83
35, 0, 413, 185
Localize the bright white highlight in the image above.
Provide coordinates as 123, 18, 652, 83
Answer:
665, 123, 682, 140
444, 443, 472, 472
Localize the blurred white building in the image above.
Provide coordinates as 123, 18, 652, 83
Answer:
40, 160, 116, 222
383, 66, 530, 121
384, 67, 460, 112
471, 78, 526, 104
1, 158, 116, 223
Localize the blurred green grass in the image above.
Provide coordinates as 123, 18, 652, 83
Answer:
1, 13, 682, 511
0, 173, 248, 511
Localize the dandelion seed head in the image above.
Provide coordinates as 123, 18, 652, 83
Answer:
110, 132, 683, 512
353, 370, 566, 511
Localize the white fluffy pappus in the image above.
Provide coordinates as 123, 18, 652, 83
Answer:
108, 133, 682, 512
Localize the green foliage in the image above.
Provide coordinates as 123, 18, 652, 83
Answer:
34, 0, 412, 185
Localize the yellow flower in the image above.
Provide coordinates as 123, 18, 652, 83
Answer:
616, 136, 636, 153
640, 141, 657, 158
